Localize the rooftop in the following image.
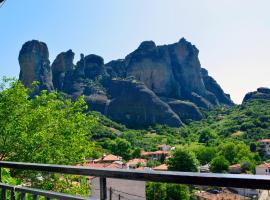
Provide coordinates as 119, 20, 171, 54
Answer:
141, 150, 169, 156
229, 164, 242, 169
93, 154, 122, 163
126, 158, 147, 166
258, 139, 270, 143
153, 164, 168, 171
195, 189, 248, 200
256, 163, 270, 168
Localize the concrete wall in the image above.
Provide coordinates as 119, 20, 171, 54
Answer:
256, 167, 270, 175
91, 178, 146, 200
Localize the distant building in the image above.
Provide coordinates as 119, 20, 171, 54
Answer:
141, 150, 169, 161
256, 163, 270, 175
153, 164, 168, 171
157, 144, 172, 151
199, 164, 210, 173
258, 139, 270, 157
93, 154, 122, 163
126, 158, 147, 169
228, 164, 242, 174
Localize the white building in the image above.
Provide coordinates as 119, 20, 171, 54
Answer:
157, 144, 172, 151
258, 139, 270, 157
256, 163, 270, 175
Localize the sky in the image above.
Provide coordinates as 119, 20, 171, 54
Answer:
0, 0, 269, 104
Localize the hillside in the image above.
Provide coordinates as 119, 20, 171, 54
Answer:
92, 99, 270, 148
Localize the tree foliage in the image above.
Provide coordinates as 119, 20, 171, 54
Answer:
168, 147, 199, 172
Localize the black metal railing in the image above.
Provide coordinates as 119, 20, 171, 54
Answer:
0, 161, 270, 199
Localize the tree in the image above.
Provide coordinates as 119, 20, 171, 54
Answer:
250, 143, 257, 152
210, 156, 229, 173
166, 184, 190, 200
0, 79, 98, 195
191, 145, 217, 165
146, 182, 189, 200
146, 182, 167, 200
198, 127, 217, 144
168, 147, 199, 172
111, 138, 132, 160
218, 142, 237, 163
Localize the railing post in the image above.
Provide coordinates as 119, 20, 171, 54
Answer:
0, 167, 2, 183
10, 188, 15, 200
100, 177, 107, 200
1, 188, 6, 200
109, 187, 112, 200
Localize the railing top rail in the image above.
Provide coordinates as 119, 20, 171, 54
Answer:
0, 183, 95, 200
0, 161, 270, 189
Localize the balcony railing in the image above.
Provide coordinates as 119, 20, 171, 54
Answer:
0, 161, 270, 199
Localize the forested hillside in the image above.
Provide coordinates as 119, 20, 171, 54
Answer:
1, 78, 270, 197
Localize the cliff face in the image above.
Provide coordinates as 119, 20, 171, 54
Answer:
19, 38, 234, 128
106, 38, 233, 108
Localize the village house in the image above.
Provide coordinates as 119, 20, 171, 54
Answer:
199, 164, 210, 173
258, 139, 270, 157
126, 158, 147, 169
93, 154, 122, 163
157, 144, 173, 151
141, 144, 173, 161
141, 150, 169, 161
228, 164, 242, 174
256, 163, 270, 175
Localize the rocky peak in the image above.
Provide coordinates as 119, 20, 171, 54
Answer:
243, 87, 270, 103
257, 87, 270, 94
19, 40, 53, 91
75, 54, 106, 79
51, 49, 75, 90
138, 40, 156, 51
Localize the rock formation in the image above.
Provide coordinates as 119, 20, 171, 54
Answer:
243, 87, 270, 103
19, 40, 53, 91
19, 38, 234, 128
106, 38, 233, 108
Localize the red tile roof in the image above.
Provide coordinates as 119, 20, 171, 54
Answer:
126, 158, 147, 166
141, 151, 169, 156
229, 164, 241, 169
256, 163, 270, 168
94, 154, 122, 163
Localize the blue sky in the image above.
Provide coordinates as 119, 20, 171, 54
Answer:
0, 0, 269, 103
